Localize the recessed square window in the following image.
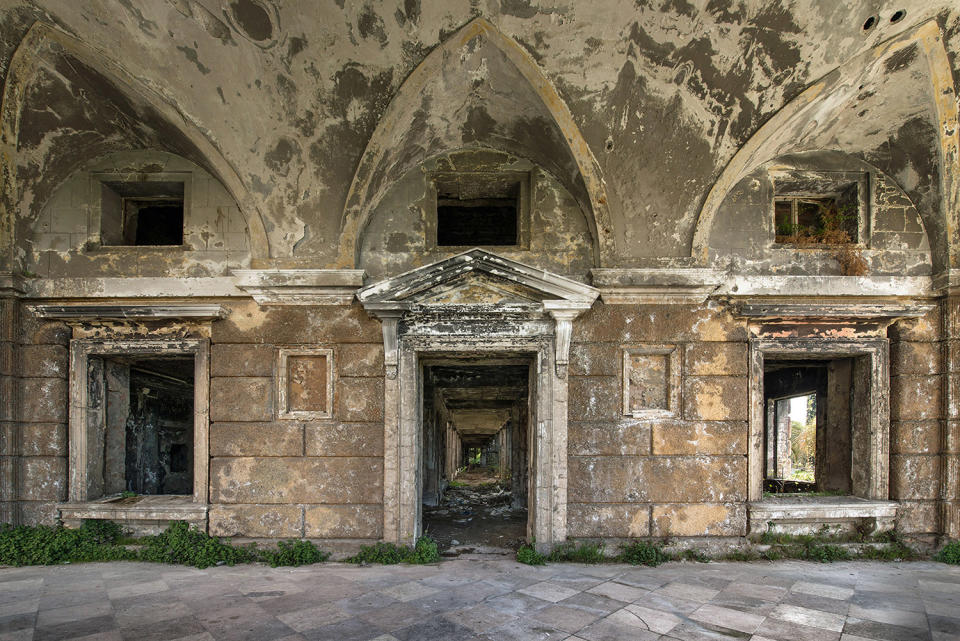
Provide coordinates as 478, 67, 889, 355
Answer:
770, 171, 866, 246
434, 174, 522, 247
100, 180, 185, 246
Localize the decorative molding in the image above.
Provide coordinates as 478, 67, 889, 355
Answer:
276, 347, 334, 420
31, 304, 229, 321
622, 344, 681, 419
233, 269, 366, 305
733, 300, 935, 322
716, 275, 931, 298
590, 268, 722, 304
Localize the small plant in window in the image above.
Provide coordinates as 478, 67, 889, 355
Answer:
774, 197, 868, 275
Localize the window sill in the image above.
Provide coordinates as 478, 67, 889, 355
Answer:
748, 495, 896, 536
58, 495, 207, 535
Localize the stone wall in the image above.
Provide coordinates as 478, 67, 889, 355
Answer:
207, 301, 385, 539
567, 301, 749, 540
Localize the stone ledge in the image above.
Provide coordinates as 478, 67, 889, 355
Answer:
233, 269, 366, 305
748, 495, 897, 536
590, 268, 722, 304
58, 495, 208, 535
31, 303, 228, 321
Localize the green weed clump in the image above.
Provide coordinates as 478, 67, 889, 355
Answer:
935, 540, 960, 565
547, 542, 605, 564
139, 521, 255, 569
516, 542, 546, 565
618, 540, 668, 567
260, 540, 330, 568
345, 536, 440, 565
0, 519, 136, 566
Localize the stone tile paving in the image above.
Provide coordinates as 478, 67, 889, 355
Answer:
0, 557, 959, 640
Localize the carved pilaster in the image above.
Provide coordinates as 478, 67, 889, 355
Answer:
941, 293, 960, 537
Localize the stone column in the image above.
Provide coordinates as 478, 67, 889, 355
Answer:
941, 293, 960, 538
0, 275, 24, 523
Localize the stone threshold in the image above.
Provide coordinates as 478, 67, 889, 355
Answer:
748, 495, 897, 535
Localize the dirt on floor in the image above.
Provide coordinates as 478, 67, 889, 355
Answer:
422, 468, 527, 555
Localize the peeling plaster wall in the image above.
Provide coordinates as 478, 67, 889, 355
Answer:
26, 151, 250, 280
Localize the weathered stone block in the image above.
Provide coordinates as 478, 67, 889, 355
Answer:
651, 421, 747, 456
210, 376, 273, 422
895, 500, 938, 534
0, 380, 14, 420
682, 376, 747, 421
889, 454, 939, 500
889, 308, 940, 342
890, 420, 939, 455
891, 341, 940, 376
574, 303, 747, 344
338, 344, 384, 377
19, 457, 66, 501
211, 301, 381, 344
0, 422, 14, 456
19, 344, 68, 379
651, 503, 746, 537
568, 421, 650, 456
683, 342, 747, 376
18, 501, 59, 526
211, 457, 383, 504
210, 422, 303, 457
567, 503, 649, 537
209, 504, 303, 537
306, 422, 384, 457
18, 315, 70, 345
646, 457, 746, 503
569, 343, 620, 376
21, 423, 67, 457
890, 375, 941, 421
0, 342, 14, 377
568, 456, 648, 503
305, 504, 383, 538
568, 376, 619, 421
20, 378, 67, 423
211, 343, 275, 377
337, 377, 383, 422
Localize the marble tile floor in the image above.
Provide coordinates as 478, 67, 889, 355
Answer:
1, 557, 959, 641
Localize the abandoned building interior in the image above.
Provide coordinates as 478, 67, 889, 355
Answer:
2, 0, 960, 554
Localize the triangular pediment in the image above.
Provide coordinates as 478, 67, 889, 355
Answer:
357, 249, 598, 309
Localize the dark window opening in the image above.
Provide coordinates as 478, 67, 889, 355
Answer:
763, 359, 858, 495
774, 191, 858, 245
87, 355, 195, 497
100, 181, 185, 246
435, 175, 520, 247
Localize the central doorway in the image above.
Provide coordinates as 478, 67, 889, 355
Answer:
420, 357, 532, 553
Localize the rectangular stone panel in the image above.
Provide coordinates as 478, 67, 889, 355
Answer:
646, 456, 746, 503
19, 456, 67, 501
651, 503, 746, 537
305, 504, 383, 538
894, 500, 938, 534
210, 457, 383, 504
280, 351, 331, 417
210, 422, 303, 457
651, 421, 747, 456
209, 504, 303, 538
18, 501, 59, 526
337, 377, 384, 422
890, 375, 941, 421
567, 503, 649, 538
889, 454, 939, 500
627, 352, 669, 412
682, 376, 748, 421
568, 456, 649, 503
568, 376, 619, 421
683, 342, 748, 376
568, 421, 651, 456
210, 376, 272, 422
891, 341, 940, 376
338, 344, 384, 377
305, 422, 384, 457
19, 378, 67, 423
211, 343, 275, 377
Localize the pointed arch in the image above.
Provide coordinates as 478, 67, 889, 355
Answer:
0, 21, 271, 271
691, 19, 959, 274
335, 17, 615, 269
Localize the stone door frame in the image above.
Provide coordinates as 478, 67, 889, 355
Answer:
386, 333, 571, 549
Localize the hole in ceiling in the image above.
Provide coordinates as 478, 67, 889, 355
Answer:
890, 9, 906, 23
230, 0, 273, 41
863, 15, 877, 31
